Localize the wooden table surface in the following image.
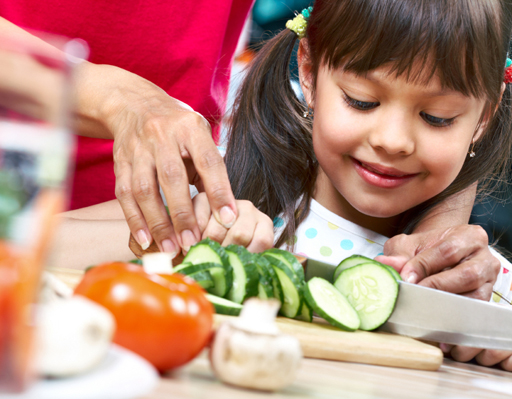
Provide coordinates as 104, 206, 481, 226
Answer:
146, 354, 512, 399
48, 267, 512, 399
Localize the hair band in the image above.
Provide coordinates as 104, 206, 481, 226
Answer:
286, 7, 313, 39
504, 58, 512, 84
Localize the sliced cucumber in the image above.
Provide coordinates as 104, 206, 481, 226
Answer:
294, 301, 313, 323
253, 254, 281, 302
173, 262, 218, 275
333, 255, 372, 281
225, 245, 259, 304
382, 264, 402, 281
334, 255, 402, 282
206, 294, 243, 316
182, 238, 233, 297
187, 270, 214, 289
264, 255, 302, 318
263, 248, 305, 280
334, 263, 399, 331
304, 277, 360, 331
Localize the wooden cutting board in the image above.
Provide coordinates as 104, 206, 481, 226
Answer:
214, 314, 443, 371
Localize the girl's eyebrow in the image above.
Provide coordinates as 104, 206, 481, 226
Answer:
362, 72, 462, 98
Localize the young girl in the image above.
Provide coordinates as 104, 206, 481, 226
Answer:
54, 0, 511, 370
220, 0, 512, 369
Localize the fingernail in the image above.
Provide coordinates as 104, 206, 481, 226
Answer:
181, 230, 197, 252
219, 206, 236, 228
161, 239, 177, 258
439, 343, 453, 354
406, 272, 418, 284
137, 229, 151, 250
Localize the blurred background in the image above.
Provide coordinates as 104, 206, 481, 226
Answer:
227, 0, 512, 259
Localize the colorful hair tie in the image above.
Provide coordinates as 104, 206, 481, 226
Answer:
286, 7, 313, 39
504, 58, 512, 84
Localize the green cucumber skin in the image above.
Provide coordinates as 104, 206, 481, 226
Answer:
334, 255, 403, 282
264, 255, 303, 318
334, 263, 399, 331
382, 264, 402, 281
173, 262, 221, 275
182, 238, 233, 297
253, 254, 283, 302
333, 255, 372, 281
304, 278, 360, 331
205, 294, 243, 316
187, 270, 214, 289
263, 248, 305, 281
294, 301, 313, 322
225, 245, 259, 304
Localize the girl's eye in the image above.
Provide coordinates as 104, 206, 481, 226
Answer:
343, 93, 379, 111
420, 111, 456, 128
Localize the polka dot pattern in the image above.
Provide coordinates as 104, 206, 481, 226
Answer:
320, 246, 332, 256
340, 239, 354, 250
327, 222, 339, 230
305, 228, 318, 239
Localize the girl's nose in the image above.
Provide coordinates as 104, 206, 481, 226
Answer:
367, 110, 415, 156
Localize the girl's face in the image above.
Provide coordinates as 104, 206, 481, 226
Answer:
303, 63, 487, 234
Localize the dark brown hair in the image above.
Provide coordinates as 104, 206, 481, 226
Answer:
225, 0, 512, 246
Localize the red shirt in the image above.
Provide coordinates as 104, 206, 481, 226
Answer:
0, 0, 253, 209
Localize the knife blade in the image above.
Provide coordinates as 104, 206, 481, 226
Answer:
298, 255, 512, 350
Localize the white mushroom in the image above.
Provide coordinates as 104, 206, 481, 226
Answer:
35, 273, 115, 377
210, 298, 302, 391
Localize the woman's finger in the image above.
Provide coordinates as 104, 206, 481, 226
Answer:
399, 225, 489, 284
114, 159, 153, 250
130, 153, 180, 256
449, 346, 482, 363
475, 349, 512, 367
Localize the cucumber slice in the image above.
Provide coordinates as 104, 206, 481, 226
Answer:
383, 264, 402, 281
334, 255, 403, 282
334, 263, 399, 331
253, 254, 281, 301
206, 267, 231, 297
206, 294, 243, 316
263, 248, 305, 280
333, 255, 372, 281
182, 238, 233, 297
173, 262, 218, 275
225, 245, 259, 304
264, 255, 302, 318
304, 277, 360, 331
294, 301, 313, 322
187, 270, 214, 289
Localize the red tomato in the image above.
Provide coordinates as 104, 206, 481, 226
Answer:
74, 262, 214, 371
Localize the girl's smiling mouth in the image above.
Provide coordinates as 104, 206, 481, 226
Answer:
351, 157, 419, 189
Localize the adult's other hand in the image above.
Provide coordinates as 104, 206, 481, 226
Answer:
73, 63, 238, 258
375, 225, 501, 301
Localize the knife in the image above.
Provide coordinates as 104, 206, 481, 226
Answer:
297, 255, 512, 351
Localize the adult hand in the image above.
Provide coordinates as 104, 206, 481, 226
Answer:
73, 63, 238, 258
440, 344, 512, 372
375, 225, 501, 300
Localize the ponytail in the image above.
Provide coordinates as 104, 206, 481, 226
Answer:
225, 30, 318, 247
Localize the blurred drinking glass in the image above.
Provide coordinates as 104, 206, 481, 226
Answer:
0, 32, 87, 392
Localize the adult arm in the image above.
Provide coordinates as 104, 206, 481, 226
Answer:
51, 196, 273, 270
0, 17, 238, 257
